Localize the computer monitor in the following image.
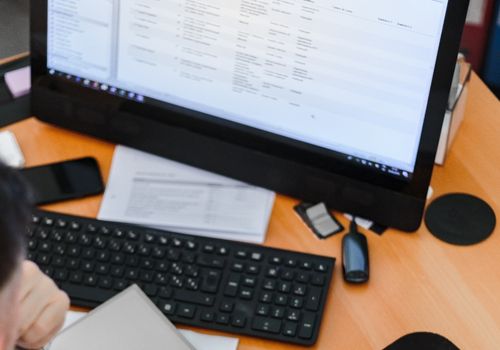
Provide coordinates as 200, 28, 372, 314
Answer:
30, 0, 469, 231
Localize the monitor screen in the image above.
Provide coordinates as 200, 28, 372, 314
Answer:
46, 0, 448, 180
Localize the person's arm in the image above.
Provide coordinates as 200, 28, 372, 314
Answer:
16, 261, 70, 350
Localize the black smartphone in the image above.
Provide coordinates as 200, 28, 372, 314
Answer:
21, 157, 104, 205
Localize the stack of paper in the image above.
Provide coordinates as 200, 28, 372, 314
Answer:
98, 146, 275, 243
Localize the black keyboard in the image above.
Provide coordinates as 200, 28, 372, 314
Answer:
26, 210, 335, 346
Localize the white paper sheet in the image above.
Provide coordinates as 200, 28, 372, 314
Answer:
60, 311, 239, 350
98, 146, 275, 243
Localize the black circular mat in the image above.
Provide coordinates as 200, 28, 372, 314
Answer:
384, 332, 460, 350
425, 193, 496, 246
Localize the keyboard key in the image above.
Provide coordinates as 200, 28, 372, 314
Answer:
297, 272, 310, 283
231, 262, 244, 272
56, 219, 67, 228
113, 280, 128, 291
54, 269, 68, 281
293, 284, 307, 296
242, 276, 257, 287
96, 264, 109, 275
167, 249, 181, 262
298, 313, 316, 339
283, 322, 297, 337
269, 256, 282, 265
125, 269, 138, 279
96, 251, 110, 262
186, 277, 199, 290
315, 263, 328, 272
275, 294, 288, 306
311, 275, 325, 286
271, 307, 285, 319
300, 261, 312, 270
251, 252, 263, 261
170, 276, 183, 288
260, 292, 273, 303
84, 274, 98, 286
224, 273, 240, 297
67, 259, 80, 270
69, 271, 83, 284
200, 270, 221, 293
203, 244, 215, 253
32, 215, 41, 224
236, 251, 248, 259
220, 301, 234, 313
99, 277, 113, 289
252, 317, 281, 334
156, 261, 169, 272
216, 313, 230, 325
256, 304, 270, 316
82, 261, 95, 272
160, 301, 176, 316
43, 218, 54, 226
185, 265, 199, 277
277, 281, 292, 293
306, 287, 322, 311
158, 236, 168, 245
266, 267, 279, 278
287, 310, 300, 321
155, 273, 169, 285
231, 314, 247, 328
177, 304, 196, 319
143, 284, 158, 297
100, 226, 111, 235
240, 288, 253, 300
54, 243, 66, 255
186, 241, 197, 250
140, 271, 154, 282
145, 234, 156, 243
290, 296, 304, 309
281, 269, 295, 281
69, 222, 81, 231
263, 280, 276, 291
159, 287, 173, 299
247, 264, 260, 275
127, 230, 139, 240
53, 257, 65, 267
82, 248, 95, 259
124, 255, 138, 266
138, 244, 151, 256
200, 310, 215, 322
111, 266, 124, 277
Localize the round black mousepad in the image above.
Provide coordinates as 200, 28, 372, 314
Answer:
425, 193, 496, 246
383, 332, 460, 350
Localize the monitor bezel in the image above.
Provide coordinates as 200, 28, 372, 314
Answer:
30, 0, 469, 231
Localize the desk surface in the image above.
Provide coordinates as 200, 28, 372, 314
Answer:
2, 72, 500, 349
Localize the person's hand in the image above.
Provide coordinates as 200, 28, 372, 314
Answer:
16, 261, 70, 349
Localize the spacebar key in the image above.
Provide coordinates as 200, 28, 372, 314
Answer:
60, 283, 117, 304
174, 291, 215, 306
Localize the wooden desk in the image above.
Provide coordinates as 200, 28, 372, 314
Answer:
2, 73, 499, 349
0, 52, 29, 67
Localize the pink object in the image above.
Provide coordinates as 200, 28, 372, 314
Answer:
4, 66, 31, 98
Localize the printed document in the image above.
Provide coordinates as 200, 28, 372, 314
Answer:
98, 146, 275, 243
